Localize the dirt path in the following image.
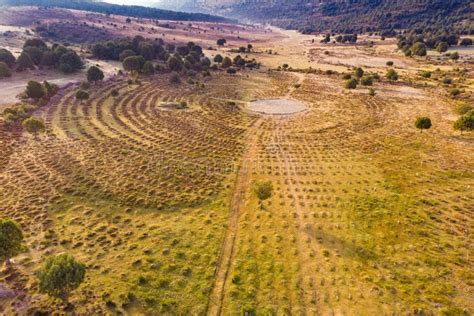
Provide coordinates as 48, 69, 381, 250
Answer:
285, 72, 305, 98
207, 117, 263, 316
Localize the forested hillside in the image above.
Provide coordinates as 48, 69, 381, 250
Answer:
3, 0, 235, 23
202, 0, 473, 34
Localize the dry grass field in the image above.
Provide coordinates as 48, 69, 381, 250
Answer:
0, 6, 473, 315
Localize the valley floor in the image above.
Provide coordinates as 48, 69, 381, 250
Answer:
0, 7, 473, 314
1, 69, 472, 314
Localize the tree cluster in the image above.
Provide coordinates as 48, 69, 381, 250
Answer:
0, 39, 83, 75
2, 80, 58, 134
397, 29, 469, 57
92, 36, 211, 76
1, 218, 86, 305
223, 0, 472, 36
335, 34, 357, 44
5, 0, 234, 23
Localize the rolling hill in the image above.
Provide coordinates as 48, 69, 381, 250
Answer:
3, 0, 236, 23
169, 0, 473, 34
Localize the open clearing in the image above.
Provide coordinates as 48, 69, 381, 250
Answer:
247, 98, 308, 115
0, 6, 473, 315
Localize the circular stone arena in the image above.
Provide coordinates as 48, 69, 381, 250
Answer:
247, 98, 308, 115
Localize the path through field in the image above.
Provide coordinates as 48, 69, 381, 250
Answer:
208, 71, 473, 314
208, 117, 263, 315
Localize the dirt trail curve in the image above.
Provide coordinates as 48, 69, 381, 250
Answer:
286, 72, 305, 98
207, 73, 306, 315
207, 117, 263, 316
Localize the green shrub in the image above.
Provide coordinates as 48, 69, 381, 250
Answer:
386, 69, 398, 81
87, 66, 104, 82
37, 253, 86, 303
345, 78, 358, 89
455, 103, 472, 115
0, 62, 11, 78
22, 117, 45, 135
342, 73, 351, 80
450, 89, 461, 98
421, 71, 432, 78
360, 76, 373, 86
453, 110, 474, 133
75, 89, 90, 101
169, 72, 181, 84
26, 80, 45, 100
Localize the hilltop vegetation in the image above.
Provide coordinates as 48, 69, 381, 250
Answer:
4, 0, 234, 23
207, 0, 472, 34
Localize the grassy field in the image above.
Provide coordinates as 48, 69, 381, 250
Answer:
0, 7, 473, 315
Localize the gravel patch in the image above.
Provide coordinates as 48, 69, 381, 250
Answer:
247, 98, 307, 115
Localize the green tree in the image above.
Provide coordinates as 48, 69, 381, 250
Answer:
40, 51, 56, 67
138, 42, 154, 60
436, 42, 449, 53
453, 110, 474, 134
142, 61, 155, 75
43, 81, 59, 97
450, 52, 459, 60
217, 38, 226, 46
75, 90, 90, 102
253, 181, 273, 209
0, 48, 16, 67
26, 80, 45, 100
0, 62, 12, 78
368, 88, 376, 96
360, 76, 373, 86
169, 72, 181, 84
111, 89, 119, 97
386, 69, 398, 81
459, 38, 472, 46
24, 38, 47, 49
87, 66, 104, 83
354, 67, 364, 78
415, 117, 432, 133
421, 71, 431, 78
23, 47, 44, 65
167, 56, 183, 72
411, 42, 427, 56
37, 254, 86, 304
213, 54, 223, 64
221, 57, 232, 68
119, 49, 136, 62
22, 117, 45, 135
16, 52, 35, 71
123, 55, 145, 74
59, 51, 83, 73
345, 78, 358, 89
0, 219, 24, 267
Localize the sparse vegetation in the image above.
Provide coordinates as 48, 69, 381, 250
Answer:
453, 110, 474, 133
22, 117, 45, 135
345, 78, 358, 89
386, 69, 398, 81
415, 117, 432, 133
253, 181, 273, 209
0, 4, 472, 315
